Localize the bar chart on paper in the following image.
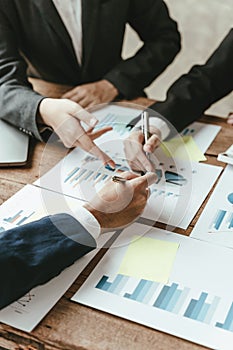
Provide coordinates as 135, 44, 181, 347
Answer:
180, 122, 221, 153
191, 165, 233, 247
92, 104, 142, 140
63, 153, 130, 190
73, 223, 233, 350
0, 184, 115, 332
94, 113, 131, 138
3, 209, 36, 226
93, 106, 220, 154
95, 274, 222, 326
36, 137, 222, 229
209, 208, 233, 233
143, 160, 221, 229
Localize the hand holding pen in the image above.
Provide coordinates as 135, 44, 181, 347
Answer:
123, 110, 162, 173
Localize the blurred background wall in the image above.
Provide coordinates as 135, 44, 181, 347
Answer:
122, 0, 233, 117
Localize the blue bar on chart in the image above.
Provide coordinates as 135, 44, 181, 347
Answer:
181, 128, 195, 136
124, 279, 159, 303
227, 213, 233, 230
95, 113, 130, 137
84, 170, 94, 181
95, 275, 224, 328
4, 210, 23, 224
183, 292, 219, 324
209, 209, 227, 231
95, 274, 129, 295
73, 169, 86, 182
82, 155, 98, 164
71, 168, 108, 188
16, 211, 35, 226
216, 302, 233, 332
198, 296, 220, 323
153, 283, 190, 314
64, 167, 80, 183
184, 292, 208, 319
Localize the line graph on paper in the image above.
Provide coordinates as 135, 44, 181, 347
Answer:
10, 293, 36, 314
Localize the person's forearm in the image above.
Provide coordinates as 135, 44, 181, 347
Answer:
0, 12, 45, 140
0, 84, 45, 140
151, 29, 233, 132
104, 0, 181, 99
0, 214, 96, 310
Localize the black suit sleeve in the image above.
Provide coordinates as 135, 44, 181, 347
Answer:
0, 8, 44, 140
0, 214, 96, 310
150, 29, 233, 132
104, 0, 181, 99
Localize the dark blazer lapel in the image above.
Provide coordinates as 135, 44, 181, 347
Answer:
82, 0, 100, 70
33, 0, 77, 61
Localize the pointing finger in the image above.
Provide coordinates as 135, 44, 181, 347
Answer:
88, 126, 113, 140
68, 100, 99, 128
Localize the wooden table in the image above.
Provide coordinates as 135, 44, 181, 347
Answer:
0, 79, 232, 350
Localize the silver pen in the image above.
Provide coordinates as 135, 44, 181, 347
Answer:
141, 110, 150, 160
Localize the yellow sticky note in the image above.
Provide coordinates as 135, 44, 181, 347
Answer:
161, 136, 207, 162
118, 235, 179, 283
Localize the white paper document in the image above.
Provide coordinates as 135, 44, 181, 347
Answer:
92, 105, 221, 154
180, 121, 221, 153
191, 165, 233, 248
36, 139, 222, 229
0, 185, 114, 332
142, 159, 222, 229
73, 223, 233, 350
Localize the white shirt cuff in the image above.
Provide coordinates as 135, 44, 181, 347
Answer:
73, 206, 101, 241
132, 116, 170, 140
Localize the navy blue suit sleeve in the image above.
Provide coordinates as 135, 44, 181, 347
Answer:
0, 213, 96, 310
150, 29, 233, 132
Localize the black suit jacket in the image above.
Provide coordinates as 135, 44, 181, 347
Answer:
151, 29, 233, 133
0, 213, 96, 310
0, 0, 180, 140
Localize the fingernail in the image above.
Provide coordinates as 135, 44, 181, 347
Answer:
105, 163, 115, 171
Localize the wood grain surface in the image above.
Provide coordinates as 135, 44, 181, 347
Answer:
0, 79, 232, 350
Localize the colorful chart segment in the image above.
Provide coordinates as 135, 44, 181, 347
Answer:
3, 210, 35, 226
94, 113, 132, 137
216, 302, 233, 332
209, 209, 233, 233
95, 274, 233, 332
181, 128, 195, 136
208, 192, 233, 232
64, 154, 130, 188
227, 193, 233, 205
184, 293, 220, 323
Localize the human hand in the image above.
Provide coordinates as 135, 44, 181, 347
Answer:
124, 126, 161, 172
62, 80, 118, 108
84, 171, 157, 231
39, 98, 115, 168
227, 113, 233, 125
